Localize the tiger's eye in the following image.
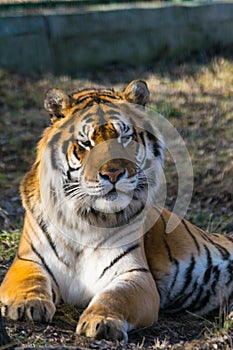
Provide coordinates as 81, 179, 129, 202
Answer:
82, 140, 91, 147
78, 140, 92, 149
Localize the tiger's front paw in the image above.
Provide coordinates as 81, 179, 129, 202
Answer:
76, 313, 128, 341
1, 294, 56, 322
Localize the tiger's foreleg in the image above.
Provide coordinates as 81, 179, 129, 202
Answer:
0, 258, 56, 322
76, 271, 160, 341
0, 230, 57, 322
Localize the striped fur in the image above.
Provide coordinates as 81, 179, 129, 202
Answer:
0, 80, 233, 341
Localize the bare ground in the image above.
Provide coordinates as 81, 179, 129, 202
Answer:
0, 48, 233, 349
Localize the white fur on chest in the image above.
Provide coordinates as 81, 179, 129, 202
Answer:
59, 249, 111, 305
42, 239, 126, 307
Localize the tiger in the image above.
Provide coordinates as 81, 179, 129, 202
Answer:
1, 80, 233, 342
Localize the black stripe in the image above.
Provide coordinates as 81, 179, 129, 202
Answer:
163, 279, 198, 312
85, 117, 95, 123
204, 244, 212, 266
117, 268, 150, 277
76, 104, 94, 115
187, 266, 219, 314
190, 290, 212, 313
126, 267, 149, 273
200, 232, 230, 260
187, 266, 220, 313
210, 265, 220, 294
142, 120, 161, 158
73, 96, 120, 116
167, 256, 195, 303
105, 109, 121, 117
96, 105, 108, 124
139, 131, 146, 147
153, 142, 162, 158
65, 155, 81, 182
171, 251, 218, 313
129, 117, 136, 126
38, 219, 69, 266
26, 215, 43, 244
31, 243, 59, 289
73, 100, 95, 113
179, 255, 196, 294
52, 289, 57, 303
160, 212, 167, 231
69, 125, 75, 133
166, 259, 179, 300
182, 219, 200, 253
211, 242, 230, 260
145, 132, 161, 158
184, 284, 204, 312
75, 93, 119, 106
81, 112, 95, 121
226, 260, 233, 286
163, 237, 174, 263
48, 132, 62, 170
213, 242, 230, 260
203, 245, 213, 284
66, 153, 75, 170
161, 236, 181, 301
62, 139, 70, 155
17, 252, 60, 302
153, 206, 167, 232
17, 253, 43, 268
99, 243, 140, 279
64, 182, 80, 197
67, 170, 72, 181
226, 235, 233, 244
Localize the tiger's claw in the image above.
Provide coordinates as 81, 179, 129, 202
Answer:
1, 296, 55, 322
76, 313, 128, 341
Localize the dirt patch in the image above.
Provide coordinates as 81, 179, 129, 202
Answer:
3, 309, 233, 349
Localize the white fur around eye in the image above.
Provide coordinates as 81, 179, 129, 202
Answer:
69, 152, 82, 169
78, 140, 91, 151
120, 135, 132, 147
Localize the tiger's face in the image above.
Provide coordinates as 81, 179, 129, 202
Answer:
41, 80, 164, 229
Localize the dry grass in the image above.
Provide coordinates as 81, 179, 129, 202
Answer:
0, 49, 233, 348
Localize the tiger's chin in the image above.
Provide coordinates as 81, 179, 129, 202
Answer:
92, 189, 134, 213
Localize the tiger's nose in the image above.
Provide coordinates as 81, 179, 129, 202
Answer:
99, 168, 125, 184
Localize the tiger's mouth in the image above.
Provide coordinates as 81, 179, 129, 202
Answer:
101, 186, 137, 201
91, 184, 136, 213
63, 165, 149, 214
104, 188, 119, 201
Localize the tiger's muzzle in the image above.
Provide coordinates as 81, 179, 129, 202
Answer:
83, 139, 138, 185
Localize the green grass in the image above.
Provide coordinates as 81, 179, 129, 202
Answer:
0, 230, 21, 261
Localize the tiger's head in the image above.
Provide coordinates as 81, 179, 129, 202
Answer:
38, 80, 164, 230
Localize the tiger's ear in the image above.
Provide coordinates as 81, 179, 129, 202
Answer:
44, 88, 74, 123
123, 80, 150, 106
